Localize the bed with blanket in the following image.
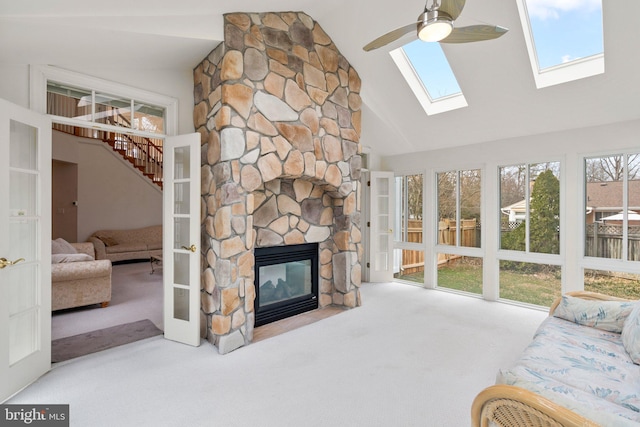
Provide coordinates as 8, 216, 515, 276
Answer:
472, 291, 640, 427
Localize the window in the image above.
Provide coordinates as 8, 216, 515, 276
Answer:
500, 261, 561, 306
516, 0, 604, 88
436, 169, 482, 295
500, 162, 560, 254
499, 162, 561, 307
390, 40, 467, 115
584, 153, 640, 261
30, 65, 177, 137
584, 269, 640, 300
47, 81, 166, 134
393, 174, 424, 284
437, 169, 481, 248
395, 174, 423, 243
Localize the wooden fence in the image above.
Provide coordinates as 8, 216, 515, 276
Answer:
585, 223, 640, 260
398, 219, 479, 274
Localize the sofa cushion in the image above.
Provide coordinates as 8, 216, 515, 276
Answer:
622, 303, 640, 364
94, 234, 118, 247
51, 259, 111, 282
553, 294, 635, 333
52, 238, 77, 254
105, 243, 148, 254
52, 253, 93, 263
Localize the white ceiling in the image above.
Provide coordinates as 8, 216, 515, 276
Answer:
1, 0, 639, 157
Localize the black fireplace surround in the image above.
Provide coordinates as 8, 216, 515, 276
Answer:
254, 243, 319, 327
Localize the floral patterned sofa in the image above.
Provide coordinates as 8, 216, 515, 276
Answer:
88, 225, 162, 262
472, 291, 640, 427
51, 241, 112, 311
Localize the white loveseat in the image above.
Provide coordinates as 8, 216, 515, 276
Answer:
472, 291, 640, 427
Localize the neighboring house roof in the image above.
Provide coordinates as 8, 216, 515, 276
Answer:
501, 180, 640, 216
586, 180, 640, 211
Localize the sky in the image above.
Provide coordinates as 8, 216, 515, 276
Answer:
402, 39, 461, 100
400, 0, 603, 98
525, 0, 603, 69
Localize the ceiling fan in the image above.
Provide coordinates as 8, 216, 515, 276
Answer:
363, 0, 508, 52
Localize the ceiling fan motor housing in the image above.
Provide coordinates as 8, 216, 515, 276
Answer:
417, 9, 454, 42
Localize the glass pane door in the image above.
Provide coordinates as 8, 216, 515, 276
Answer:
163, 133, 201, 347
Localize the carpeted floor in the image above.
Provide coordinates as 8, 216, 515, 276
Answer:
13, 282, 547, 427
52, 319, 163, 362
52, 261, 163, 340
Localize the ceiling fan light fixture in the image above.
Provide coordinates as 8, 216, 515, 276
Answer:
417, 10, 453, 42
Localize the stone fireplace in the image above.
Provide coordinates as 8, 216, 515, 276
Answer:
194, 12, 362, 354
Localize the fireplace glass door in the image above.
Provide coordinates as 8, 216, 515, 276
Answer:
254, 243, 318, 326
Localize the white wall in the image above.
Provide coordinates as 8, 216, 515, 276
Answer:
381, 118, 640, 297
53, 131, 162, 242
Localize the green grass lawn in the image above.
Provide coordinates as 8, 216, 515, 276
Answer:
395, 261, 640, 306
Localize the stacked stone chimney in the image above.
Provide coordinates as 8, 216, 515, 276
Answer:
194, 12, 362, 354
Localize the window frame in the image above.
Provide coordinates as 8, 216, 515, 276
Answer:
581, 150, 640, 274
389, 45, 467, 116
515, 0, 605, 89
29, 65, 178, 138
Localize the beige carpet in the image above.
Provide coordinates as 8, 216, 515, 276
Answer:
52, 261, 163, 340
14, 282, 547, 427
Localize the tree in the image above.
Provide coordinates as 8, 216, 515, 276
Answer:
586, 155, 640, 182
501, 170, 560, 255
529, 170, 560, 254
407, 174, 423, 219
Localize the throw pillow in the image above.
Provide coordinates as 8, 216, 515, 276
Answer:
622, 303, 640, 364
52, 253, 93, 263
52, 238, 77, 254
96, 234, 118, 247
552, 295, 636, 333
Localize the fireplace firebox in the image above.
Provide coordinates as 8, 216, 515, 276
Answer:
254, 243, 319, 327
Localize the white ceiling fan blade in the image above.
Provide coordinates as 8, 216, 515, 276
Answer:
363, 22, 418, 51
439, 0, 466, 20
440, 25, 508, 43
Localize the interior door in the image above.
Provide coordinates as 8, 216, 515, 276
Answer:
163, 133, 201, 347
369, 171, 395, 282
0, 98, 52, 402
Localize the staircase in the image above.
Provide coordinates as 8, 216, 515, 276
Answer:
102, 129, 164, 189
47, 90, 164, 189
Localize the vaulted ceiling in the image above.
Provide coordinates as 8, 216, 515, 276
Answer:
1, 0, 639, 157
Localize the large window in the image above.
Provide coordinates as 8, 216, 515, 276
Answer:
436, 169, 482, 295
437, 169, 481, 248
585, 154, 640, 261
500, 162, 560, 254
583, 153, 640, 299
393, 174, 424, 283
499, 162, 561, 306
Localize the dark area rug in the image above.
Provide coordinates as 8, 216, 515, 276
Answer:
52, 319, 163, 363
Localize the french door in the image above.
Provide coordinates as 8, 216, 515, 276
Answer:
0, 98, 52, 402
163, 133, 201, 346
369, 171, 395, 282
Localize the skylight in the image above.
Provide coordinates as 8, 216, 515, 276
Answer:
516, 0, 604, 88
390, 39, 467, 116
